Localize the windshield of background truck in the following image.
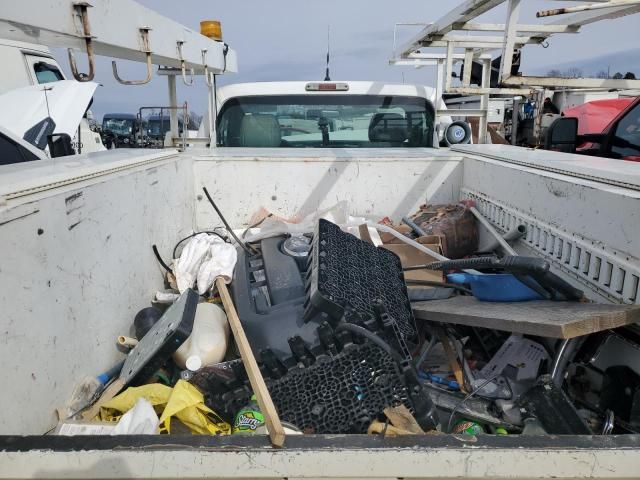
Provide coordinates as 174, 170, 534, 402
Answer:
147, 119, 170, 137
611, 102, 640, 160
103, 118, 134, 136
217, 95, 435, 148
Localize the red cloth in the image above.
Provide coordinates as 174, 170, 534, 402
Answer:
562, 98, 635, 135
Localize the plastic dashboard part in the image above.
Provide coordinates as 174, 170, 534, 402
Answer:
230, 220, 418, 364
120, 289, 198, 386
231, 235, 329, 362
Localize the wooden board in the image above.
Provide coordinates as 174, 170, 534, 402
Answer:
216, 278, 286, 447
412, 296, 640, 339
81, 378, 125, 421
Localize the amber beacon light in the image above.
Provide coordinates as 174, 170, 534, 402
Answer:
200, 20, 223, 41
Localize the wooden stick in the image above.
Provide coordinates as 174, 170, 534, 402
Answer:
216, 277, 286, 447
81, 377, 125, 421
435, 327, 467, 393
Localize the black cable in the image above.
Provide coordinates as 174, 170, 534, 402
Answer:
172, 231, 229, 260
222, 43, 229, 73
334, 323, 405, 365
152, 244, 173, 274
202, 186, 258, 255
446, 373, 502, 433
241, 214, 272, 239
403, 263, 440, 272
405, 279, 472, 295
404, 256, 499, 272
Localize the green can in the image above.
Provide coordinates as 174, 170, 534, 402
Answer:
233, 395, 265, 434
452, 419, 485, 435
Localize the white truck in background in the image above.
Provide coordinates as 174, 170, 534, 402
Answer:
0, 38, 105, 159
204, 81, 466, 148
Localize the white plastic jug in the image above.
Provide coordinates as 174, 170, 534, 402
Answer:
173, 303, 230, 371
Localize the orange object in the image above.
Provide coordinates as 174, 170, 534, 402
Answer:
200, 21, 223, 41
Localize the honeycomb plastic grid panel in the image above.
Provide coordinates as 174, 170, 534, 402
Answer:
213, 342, 410, 434
461, 189, 640, 305
310, 219, 417, 339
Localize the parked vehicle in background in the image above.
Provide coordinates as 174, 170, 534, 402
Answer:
568, 97, 640, 161
143, 114, 184, 147
208, 81, 464, 148
0, 38, 104, 158
101, 113, 142, 149
546, 97, 640, 161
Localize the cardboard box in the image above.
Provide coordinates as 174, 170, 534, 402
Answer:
381, 241, 444, 284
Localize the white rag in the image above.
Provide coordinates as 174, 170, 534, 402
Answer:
244, 201, 366, 242
175, 233, 238, 294
112, 398, 159, 435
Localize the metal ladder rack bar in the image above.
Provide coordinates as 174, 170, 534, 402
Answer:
391, 0, 640, 144
0, 0, 237, 73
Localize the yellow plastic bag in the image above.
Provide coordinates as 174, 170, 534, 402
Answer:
100, 380, 230, 435
160, 380, 229, 435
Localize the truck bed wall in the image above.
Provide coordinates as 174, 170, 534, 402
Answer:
0, 153, 194, 434
193, 149, 464, 228
459, 154, 640, 304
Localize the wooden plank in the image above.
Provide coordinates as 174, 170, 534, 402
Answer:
383, 405, 425, 434
82, 378, 125, 421
434, 327, 467, 392
413, 296, 640, 339
216, 278, 286, 447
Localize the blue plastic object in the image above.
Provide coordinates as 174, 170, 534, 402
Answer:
418, 371, 460, 390
447, 272, 543, 302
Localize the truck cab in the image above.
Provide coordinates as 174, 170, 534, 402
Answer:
591, 96, 640, 161
211, 81, 464, 149
547, 97, 640, 161
101, 113, 141, 148
0, 39, 65, 94
0, 38, 104, 159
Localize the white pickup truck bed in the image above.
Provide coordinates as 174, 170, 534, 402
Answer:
1, 145, 639, 478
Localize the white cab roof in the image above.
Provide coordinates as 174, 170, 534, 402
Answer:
216, 81, 437, 108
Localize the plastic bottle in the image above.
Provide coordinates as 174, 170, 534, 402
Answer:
173, 303, 230, 371
233, 395, 265, 434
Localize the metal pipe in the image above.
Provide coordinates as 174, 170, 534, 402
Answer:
401, 217, 427, 237
177, 41, 194, 86
551, 338, 580, 387
367, 222, 449, 261
111, 28, 153, 85
478, 224, 527, 253
366, 222, 483, 275
469, 206, 517, 256
67, 3, 95, 82
537, 1, 640, 18
117, 336, 138, 348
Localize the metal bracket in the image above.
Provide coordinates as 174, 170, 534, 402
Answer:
111, 27, 153, 85
177, 41, 194, 86
202, 49, 213, 87
67, 2, 95, 82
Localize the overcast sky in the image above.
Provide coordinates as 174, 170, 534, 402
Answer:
64, 0, 639, 120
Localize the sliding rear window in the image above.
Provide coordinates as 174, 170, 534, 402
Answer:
217, 95, 435, 148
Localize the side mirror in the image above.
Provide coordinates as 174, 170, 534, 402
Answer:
47, 133, 75, 158
545, 117, 578, 153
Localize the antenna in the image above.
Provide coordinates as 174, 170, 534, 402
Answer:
42, 86, 53, 118
324, 25, 331, 81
